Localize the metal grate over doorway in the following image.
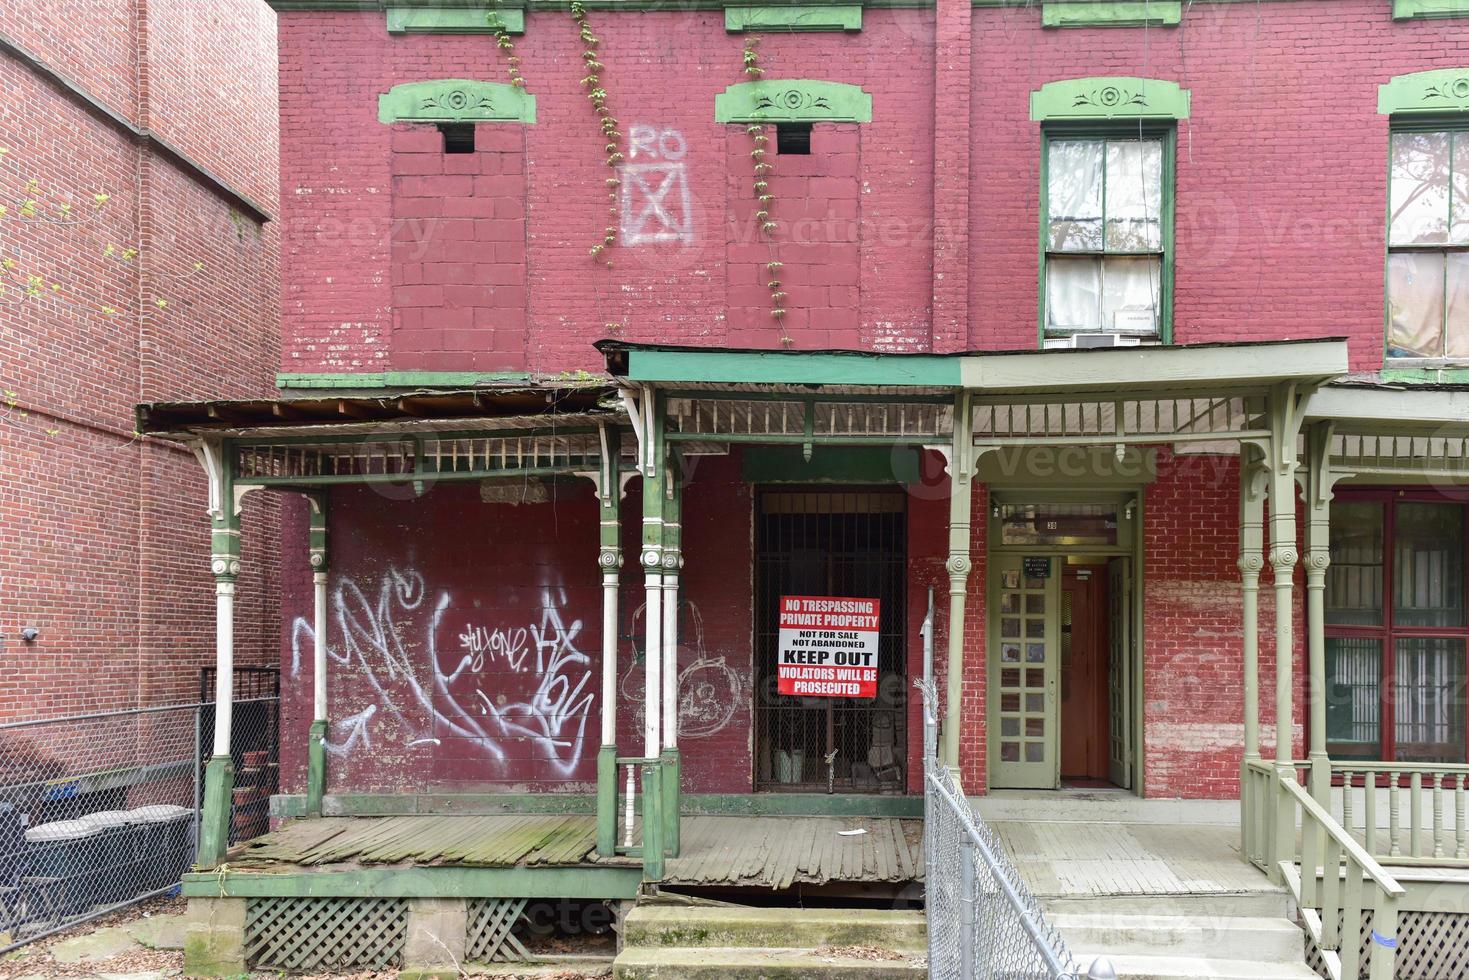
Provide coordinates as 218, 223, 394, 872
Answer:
755, 489, 908, 793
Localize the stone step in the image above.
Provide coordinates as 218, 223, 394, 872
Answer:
1052, 912, 1304, 961
612, 946, 926, 980
1042, 890, 1290, 920
1069, 952, 1321, 980
621, 906, 926, 952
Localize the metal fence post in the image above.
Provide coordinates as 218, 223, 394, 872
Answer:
959, 838, 977, 979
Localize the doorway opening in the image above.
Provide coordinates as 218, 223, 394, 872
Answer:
754, 489, 908, 793
987, 495, 1139, 793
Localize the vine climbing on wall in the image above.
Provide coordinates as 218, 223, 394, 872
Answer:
738, 38, 791, 346
571, 0, 627, 335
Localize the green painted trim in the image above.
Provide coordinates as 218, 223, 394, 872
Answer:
661, 748, 681, 858
235, 464, 601, 488
1393, 0, 1469, 18
277, 371, 535, 389
1037, 125, 1177, 345
1379, 367, 1469, 384
378, 79, 536, 124
596, 746, 617, 857
1041, 1, 1180, 27
181, 866, 644, 900
273, 0, 927, 10
1378, 67, 1469, 116
624, 349, 957, 386
307, 491, 329, 573
641, 764, 665, 880
307, 720, 328, 817
1030, 77, 1191, 121
270, 791, 923, 818
725, 4, 862, 31
387, 4, 526, 32
714, 79, 872, 123
197, 756, 234, 869
742, 445, 922, 483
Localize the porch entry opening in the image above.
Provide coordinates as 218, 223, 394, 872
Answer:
988, 497, 1137, 792
754, 489, 908, 794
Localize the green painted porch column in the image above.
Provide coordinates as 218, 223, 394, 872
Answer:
1237, 444, 1266, 853
306, 492, 329, 817
1266, 385, 1307, 884
198, 441, 239, 869
596, 427, 623, 858
1303, 422, 1341, 807
943, 393, 975, 768
660, 453, 682, 858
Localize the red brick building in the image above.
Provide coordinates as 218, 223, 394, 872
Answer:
144, 2, 1469, 975
0, 0, 282, 718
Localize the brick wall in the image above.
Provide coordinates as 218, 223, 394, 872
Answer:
0, 0, 280, 720
276, 0, 1467, 374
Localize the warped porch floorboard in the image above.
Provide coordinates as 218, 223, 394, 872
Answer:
228, 813, 923, 887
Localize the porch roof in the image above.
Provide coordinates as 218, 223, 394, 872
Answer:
135, 382, 619, 440
597, 337, 1350, 396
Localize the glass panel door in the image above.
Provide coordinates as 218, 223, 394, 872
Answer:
990, 554, 1061, 789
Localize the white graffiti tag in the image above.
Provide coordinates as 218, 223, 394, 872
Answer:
619, 600, 743, 738
290, 569, 596, 777
619, 125, 693, 245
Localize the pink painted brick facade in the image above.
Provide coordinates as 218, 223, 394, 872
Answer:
269, 1, 1467, 798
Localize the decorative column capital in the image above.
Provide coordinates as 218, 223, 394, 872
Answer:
1268, 546, 1299, 572
1302, 551, 1331, 575
945, 554, 972, 578
599, 547, 624, 570
641, 548, 663, 570
1237, 554, 1265, 576
211, 556, 241, 582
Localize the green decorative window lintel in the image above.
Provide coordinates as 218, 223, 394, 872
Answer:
1378, 68, 1469, 116
714, 79, 871, 123
724, 4, 862, 32
378, 79, 536, 124
1394, 0, 1469, 19
1030, 77, 1190, 122
1042, 1, 1180, 28
386, 5, 525, 35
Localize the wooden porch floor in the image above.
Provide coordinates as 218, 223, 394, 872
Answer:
231, 813, 923, 890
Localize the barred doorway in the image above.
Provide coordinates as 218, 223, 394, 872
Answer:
754, 489, 908, 793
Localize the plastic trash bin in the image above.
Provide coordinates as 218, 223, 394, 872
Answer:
79, 810, 139, 905
23, 819, 104, 917
126, 805, 193, 890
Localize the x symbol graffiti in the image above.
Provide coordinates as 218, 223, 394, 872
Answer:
621, 163, 693, 245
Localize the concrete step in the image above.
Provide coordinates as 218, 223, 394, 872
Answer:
1069, 952, 1320, 980
622, 906, 926, 952
1042, 890, 1291, 920
1052, 912, 1304, 961
612, 946, 926, 979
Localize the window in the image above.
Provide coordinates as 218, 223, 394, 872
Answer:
1042, 130, 1172, 346
1324, 494, 1469, 763
1387, 128, 1469, 360
438, 122, 476, 154
775, 122, 812, 155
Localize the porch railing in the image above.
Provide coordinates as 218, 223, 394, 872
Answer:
1329, 761, 1469, 866
1243, 759, 1403, 980
599, 755, 670, 880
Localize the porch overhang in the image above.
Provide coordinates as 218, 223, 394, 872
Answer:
597, 337, 1350, 397
1304, 382, 1469, 482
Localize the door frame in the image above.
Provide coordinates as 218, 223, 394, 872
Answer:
985, 488, 1146, 794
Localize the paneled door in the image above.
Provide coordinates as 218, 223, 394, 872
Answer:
989, 554, 1061, 789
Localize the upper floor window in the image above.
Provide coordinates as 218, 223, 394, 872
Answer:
1387, 127, 1469, 361
1043, 131, 1172, 347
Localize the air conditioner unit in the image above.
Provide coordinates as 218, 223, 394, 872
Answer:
1065, 332, 1142, 349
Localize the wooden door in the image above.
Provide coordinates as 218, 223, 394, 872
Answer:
989, 554, 1061, 789
1061, 567, 1109, 781
1107, 557, 1133, 789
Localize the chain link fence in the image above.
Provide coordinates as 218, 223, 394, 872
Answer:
920, 675, 1107, 980
0, 692, 278, 952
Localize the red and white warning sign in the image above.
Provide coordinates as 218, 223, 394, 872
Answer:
777, 595, 880, 698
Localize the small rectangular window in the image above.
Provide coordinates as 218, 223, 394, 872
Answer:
438, 122, 476, 154
1387, 128, 1469, 360
1042, 133, 1170, 345
776, 123, 812, 155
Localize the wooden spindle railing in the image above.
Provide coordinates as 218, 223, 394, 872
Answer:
1326, 762, 1469, 868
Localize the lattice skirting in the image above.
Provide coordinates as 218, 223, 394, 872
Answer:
243, 897, 407, 972
1305, 909, 1469, 980
466, 897, 531, 962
